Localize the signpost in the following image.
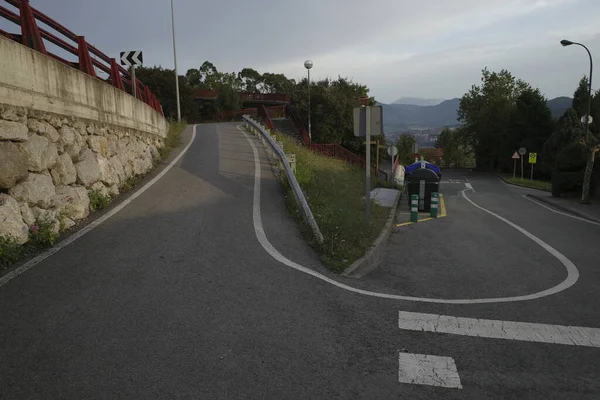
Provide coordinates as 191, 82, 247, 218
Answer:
518, 147, 527, 180
512, 151, 519, 178
388, 145, 398, 186
353, 104, 385, 224
120, 50, 144, 97
529, 152, 537, 180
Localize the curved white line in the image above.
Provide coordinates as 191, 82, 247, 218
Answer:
0, 125, 198, 288
238, 125, 580, 304
522, 195, 600, 226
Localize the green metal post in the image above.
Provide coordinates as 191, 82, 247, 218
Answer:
410, 194, 419, 223
430, 192, 439, 218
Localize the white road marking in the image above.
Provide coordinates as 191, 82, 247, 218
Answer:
398, 311, 600, 348
237, 124, 580, 304
522, 195, 600, 226
398, 352, 462, 389
0, 126, 198, 288
465, 182, 474, 191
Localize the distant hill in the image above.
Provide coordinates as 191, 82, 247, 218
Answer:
391, 97, 444, 106
381, 96, 573, 131
546, 96, 573, 118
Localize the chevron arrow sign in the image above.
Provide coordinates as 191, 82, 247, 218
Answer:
120, 50, 143, 67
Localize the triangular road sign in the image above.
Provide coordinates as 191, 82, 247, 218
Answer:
512, 151, 520, 159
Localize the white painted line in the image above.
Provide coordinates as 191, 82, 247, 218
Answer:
398, 352, 462, 389
398, 311, 600, 348
522, 195, 600, 226
238, 125, 580, 304
0, 126, 198, 288
465, 182, 474, 191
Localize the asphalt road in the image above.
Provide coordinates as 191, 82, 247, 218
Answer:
1, 125, 599, 399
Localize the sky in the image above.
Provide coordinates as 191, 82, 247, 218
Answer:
2, 0, 599, 103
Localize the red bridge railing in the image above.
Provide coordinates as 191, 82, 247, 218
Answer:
0, 0, 163, 115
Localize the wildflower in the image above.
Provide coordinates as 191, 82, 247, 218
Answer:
31, 225, 40, 234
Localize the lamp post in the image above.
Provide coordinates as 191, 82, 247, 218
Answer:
561, 39, 592, 140
304, 60, 313, 142
171, 0, 181, 122
561, 39, 594, 203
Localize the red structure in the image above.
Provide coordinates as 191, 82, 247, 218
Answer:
0, 0, 163, 115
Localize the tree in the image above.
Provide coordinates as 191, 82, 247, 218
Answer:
504, 87, 554, 172
435, 128, 470, 168
458, 68, 529, 170
134, 66, 199, 121
541, 108, 584, 177
570, 76, 600, 203
396, 133, 416, 165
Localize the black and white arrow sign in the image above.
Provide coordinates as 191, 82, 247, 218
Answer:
120, 50, 143, 67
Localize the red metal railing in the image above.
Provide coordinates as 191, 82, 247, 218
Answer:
257, 105, 274, 130
0, 0, 163, 115
268, 105, 285, 119
215, 108, 257, 121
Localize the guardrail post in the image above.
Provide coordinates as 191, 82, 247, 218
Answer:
430, 192, 439, 218
109, 58, 125, 90
19, 0, 46, 54
76, 36, 96, 77
410, 194, 419, 223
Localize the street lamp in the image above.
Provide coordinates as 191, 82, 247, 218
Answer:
304, 60, 313, 141
171, 0, 181, 122
561, 39, 595, 203
560, 39, 593, 141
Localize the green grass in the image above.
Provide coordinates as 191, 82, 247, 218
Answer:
504, 177, 552, 191
159, 120, 187, 159
275, 133, 390, 273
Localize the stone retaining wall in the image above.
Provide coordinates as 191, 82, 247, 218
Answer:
0, 104, 164, 244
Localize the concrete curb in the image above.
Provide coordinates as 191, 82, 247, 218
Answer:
526, 194, 600, 224
342, 190, 401, 279
497, 175, 550, 193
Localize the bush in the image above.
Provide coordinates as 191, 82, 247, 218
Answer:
89, 190, 111, 212
28, 217, 58, 248
0, 236, 23, 268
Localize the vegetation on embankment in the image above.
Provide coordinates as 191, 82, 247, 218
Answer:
274, 133, 390, 273
502, 176, 552, 191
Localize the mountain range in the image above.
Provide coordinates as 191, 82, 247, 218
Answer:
380, 96, 573, 131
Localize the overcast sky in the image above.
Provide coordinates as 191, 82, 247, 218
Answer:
3, 0, 599, 103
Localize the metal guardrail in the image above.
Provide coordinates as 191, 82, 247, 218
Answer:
0, 0, 163, 114
242, 115, 324, 244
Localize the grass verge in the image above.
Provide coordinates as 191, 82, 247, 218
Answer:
159, 119, 187, 159
274, 133, 390, 273
503, 176, 551, 191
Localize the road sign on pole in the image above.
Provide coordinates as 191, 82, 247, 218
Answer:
529, 152, 537, 180
518, 147, 526, 180
354, 106, 383, 137
512, 151, 519, 178
120, 50, 143, 98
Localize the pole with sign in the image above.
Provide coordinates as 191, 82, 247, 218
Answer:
365, 106, 371, 223
512, 151, 519, 178
529, 152, 537, 180
388, 145, 398, 187
518, 147, 527, 180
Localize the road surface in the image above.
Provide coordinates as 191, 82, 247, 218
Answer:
1, 124, 599, 399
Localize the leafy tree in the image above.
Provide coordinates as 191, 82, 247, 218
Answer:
435, 128, 471, 168
458, 68, 529, 170
134, 66, 199, 121
396, 133, 417, 165
238, 68, 262, 92
569, 76, 600, 203
540, 108, 584, 177
503, 87, 554, 172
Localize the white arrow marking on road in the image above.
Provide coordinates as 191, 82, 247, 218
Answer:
398, 311, 600, 348
398, 352, 462, 389
465, 182, 474, 191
